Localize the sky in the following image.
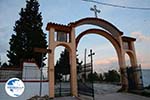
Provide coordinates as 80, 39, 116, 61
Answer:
0, 0, 150, 72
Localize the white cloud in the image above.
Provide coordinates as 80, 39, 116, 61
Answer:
136, 53, 150, 69
95, 56, 118, 65
131, 32, 150, 42
93, 56, 119, 73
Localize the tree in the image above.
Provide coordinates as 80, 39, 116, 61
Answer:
7, 0, 47, 67
99, 73, 104, 82
1, 62, 9, 68
76, 55, 83, 74
55, 61, 63, 82
55, 48, 83, 81
0, 56, 1, 67
104, 70, 120, 82
55, 48, 70, 81
87, 72, 99, 82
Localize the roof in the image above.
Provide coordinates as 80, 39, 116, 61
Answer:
46, 22, 72, 33
122, 36, 136, 41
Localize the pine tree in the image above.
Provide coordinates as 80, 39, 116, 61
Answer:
55, 48, 82, 81
7, 0, 47, 67
55, 49, 70, 79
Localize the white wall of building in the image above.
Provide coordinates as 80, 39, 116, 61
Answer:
22, 62, 41, 80
0, 81, 49, 100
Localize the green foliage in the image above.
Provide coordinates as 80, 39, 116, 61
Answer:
99, 73, 103, 82
87, 72, 99, 82
7, 0, 47, 67
86, 70, 120, 82
55, 49, 70, 81
104, 70, 120, 82
55, 48, 83, 81
1, 62, 9, 68
87, 72, 104, 82
145, 85, 150, 89
87, 73, 93, 82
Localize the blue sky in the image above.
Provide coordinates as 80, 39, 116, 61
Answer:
0, 0, 150, 72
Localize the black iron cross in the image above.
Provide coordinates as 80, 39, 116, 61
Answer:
90, 5, 100, 18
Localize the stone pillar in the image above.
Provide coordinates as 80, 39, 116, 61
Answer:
119, 52, 128, 91
119, 37, 128, 91
131, 42, 143, 90
120, 67, 128, 91
48, 28, 55, 98
130, 41, 138, 66
70, 28, 78, 96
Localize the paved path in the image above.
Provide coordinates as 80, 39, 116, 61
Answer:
51, 93, 150, 100
94, 93, 149, 100
54, 96, 79, 100
78, 93, 149, 100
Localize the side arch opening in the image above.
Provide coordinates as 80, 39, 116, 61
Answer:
54, 45, 71, 97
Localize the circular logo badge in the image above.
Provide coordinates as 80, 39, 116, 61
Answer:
5, 78, 25, 97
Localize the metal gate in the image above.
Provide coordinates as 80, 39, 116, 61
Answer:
127, 65, 143, 90
77, 63, 94, 99
55, 80, 71, 97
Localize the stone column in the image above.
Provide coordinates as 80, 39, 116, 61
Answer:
131, 41, 143, 90
70, 28, 78, 96
118, 52, 128, 91
119, 36, 128, 91
48, 28, 55, 98
130, 41, 138, 66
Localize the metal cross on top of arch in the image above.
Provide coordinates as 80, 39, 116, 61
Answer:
90, 5, 101, 18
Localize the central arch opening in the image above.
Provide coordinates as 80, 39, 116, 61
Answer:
54, 46, 71, 97
76, 31, 121, 97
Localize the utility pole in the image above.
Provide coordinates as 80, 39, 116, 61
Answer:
84, 48, 87, 80
34, 48, 51, 96
40, 53, 43, 96
88, 49, 95, 100
0, 55, 1, 67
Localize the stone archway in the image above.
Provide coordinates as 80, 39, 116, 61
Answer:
71, 17, 142, 91
125, 51, 137, 67
70, 17, 128, 91
75, 28, 126, 92
46, 17, 141, 98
